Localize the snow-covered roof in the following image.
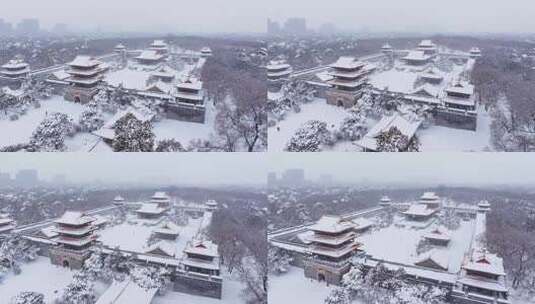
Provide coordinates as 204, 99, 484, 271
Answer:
136, 203, 165, 215
356, 114, 422, 151
115, 43, 126, 49
403, 204, 435, 217
95, 279, 157, 304
456, 276, 508, 292
410, 84, 441, 98
150, 40, 168, 47
136, 50, 164, 61
446, 81, 474, 96
424, 227, 451, 242
153, 221, 180, 236
382, 43, 392, 49
2, 59, 29, 70
177, 78, 202, 91
68, 55, 101, 68
267, 60, 291, 71
380, 196, 391, 203
330, 56, 365, 70
145, 240, 176, 257
92, 215, 108, 227
478, 201, 491, 208
310, 215, 354, 234
55, 211, 94, 226
403, 51, 430, 61
114, 195, 125, 202
40, 226, 59, 238
415, 249, 449, 270
51, 70, 70, 81
418, 40, 436, 48
184, 239, 218, 258
421, 192, 439, 200
152, 191, 169, 199
463, 251, 506, 276
1, 87, 25, 98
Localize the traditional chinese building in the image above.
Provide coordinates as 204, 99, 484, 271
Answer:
49, 211, 97, 269
153, 221, 180, 240
403, 50, 432, 66
267, 60, 292, 84
477, 200, 491, 213
419, 192, 441, 210
444, 80, 476, 112
114, 43, 126, 53
381, 43, 394, 54
113, 195, 125, 206
304, 215, 361, 285
325, 56, 370, 108
419, 66, 444, 84
135, 203, 167, 220
1, 58, 30, 79
175, 78, 204, 106
452, 250, 509, 304
379, 195, 392, 207
205, 200, 218, 212
151, 191, 171, 209
469, 47, 482, 59
149, 40, 169, 55
174, 239, 222, 299
200, 47, 213, 57
424, 227, 451, 246
64, 56, 105, 103
135, 50, 165, 65
417, 40, 438, 56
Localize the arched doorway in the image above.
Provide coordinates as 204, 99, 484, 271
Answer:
318, 273, 326, 282
62, 260, 70, 268
337, 100, 344, 107
74, 96, 81, 103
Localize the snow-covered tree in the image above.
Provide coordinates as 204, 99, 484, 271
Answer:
268, 247, 292, 275
58, 272, 95, 304
78, 107, 105, 133
336, 108, 368, 141
155, 139, 185, 152
29, 112, 76, 152
324, 287, 350, 304
286, 120, 332, 152
375, 126, 420, 152
112, 113, 155, 152
130, 265, 170, 295
9, 291, 45, 304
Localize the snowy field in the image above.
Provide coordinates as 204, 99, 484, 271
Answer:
359, 216, 475, 274
0, 257, 74, 303
0, 95, 86, 148
269, 267, 334, 304
418, 107, 492, 152
268, 98, 352, 152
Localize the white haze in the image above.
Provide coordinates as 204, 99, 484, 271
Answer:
0, 153, 267, 186
2, 0, 535, 34
269, 153, 535, 188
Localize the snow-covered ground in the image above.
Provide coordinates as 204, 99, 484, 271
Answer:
268, 98, 352, 152
0, 95, 86, 148
0, 257, 74, 303
269, 266, 334, 304
418, 107, 492, 151
359, 216, 475, 274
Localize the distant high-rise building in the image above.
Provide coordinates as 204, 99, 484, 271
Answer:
15, 169, 39, 187
0, 19, 13, 36
281, 169, 305, 186
16, 18, 40, 36
283, 18, 307, 35
267, 18, 281, 35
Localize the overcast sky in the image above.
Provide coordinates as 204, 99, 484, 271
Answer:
2, 0, 534, 34
270, 153, 535, 187
0, 154, 267, 186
